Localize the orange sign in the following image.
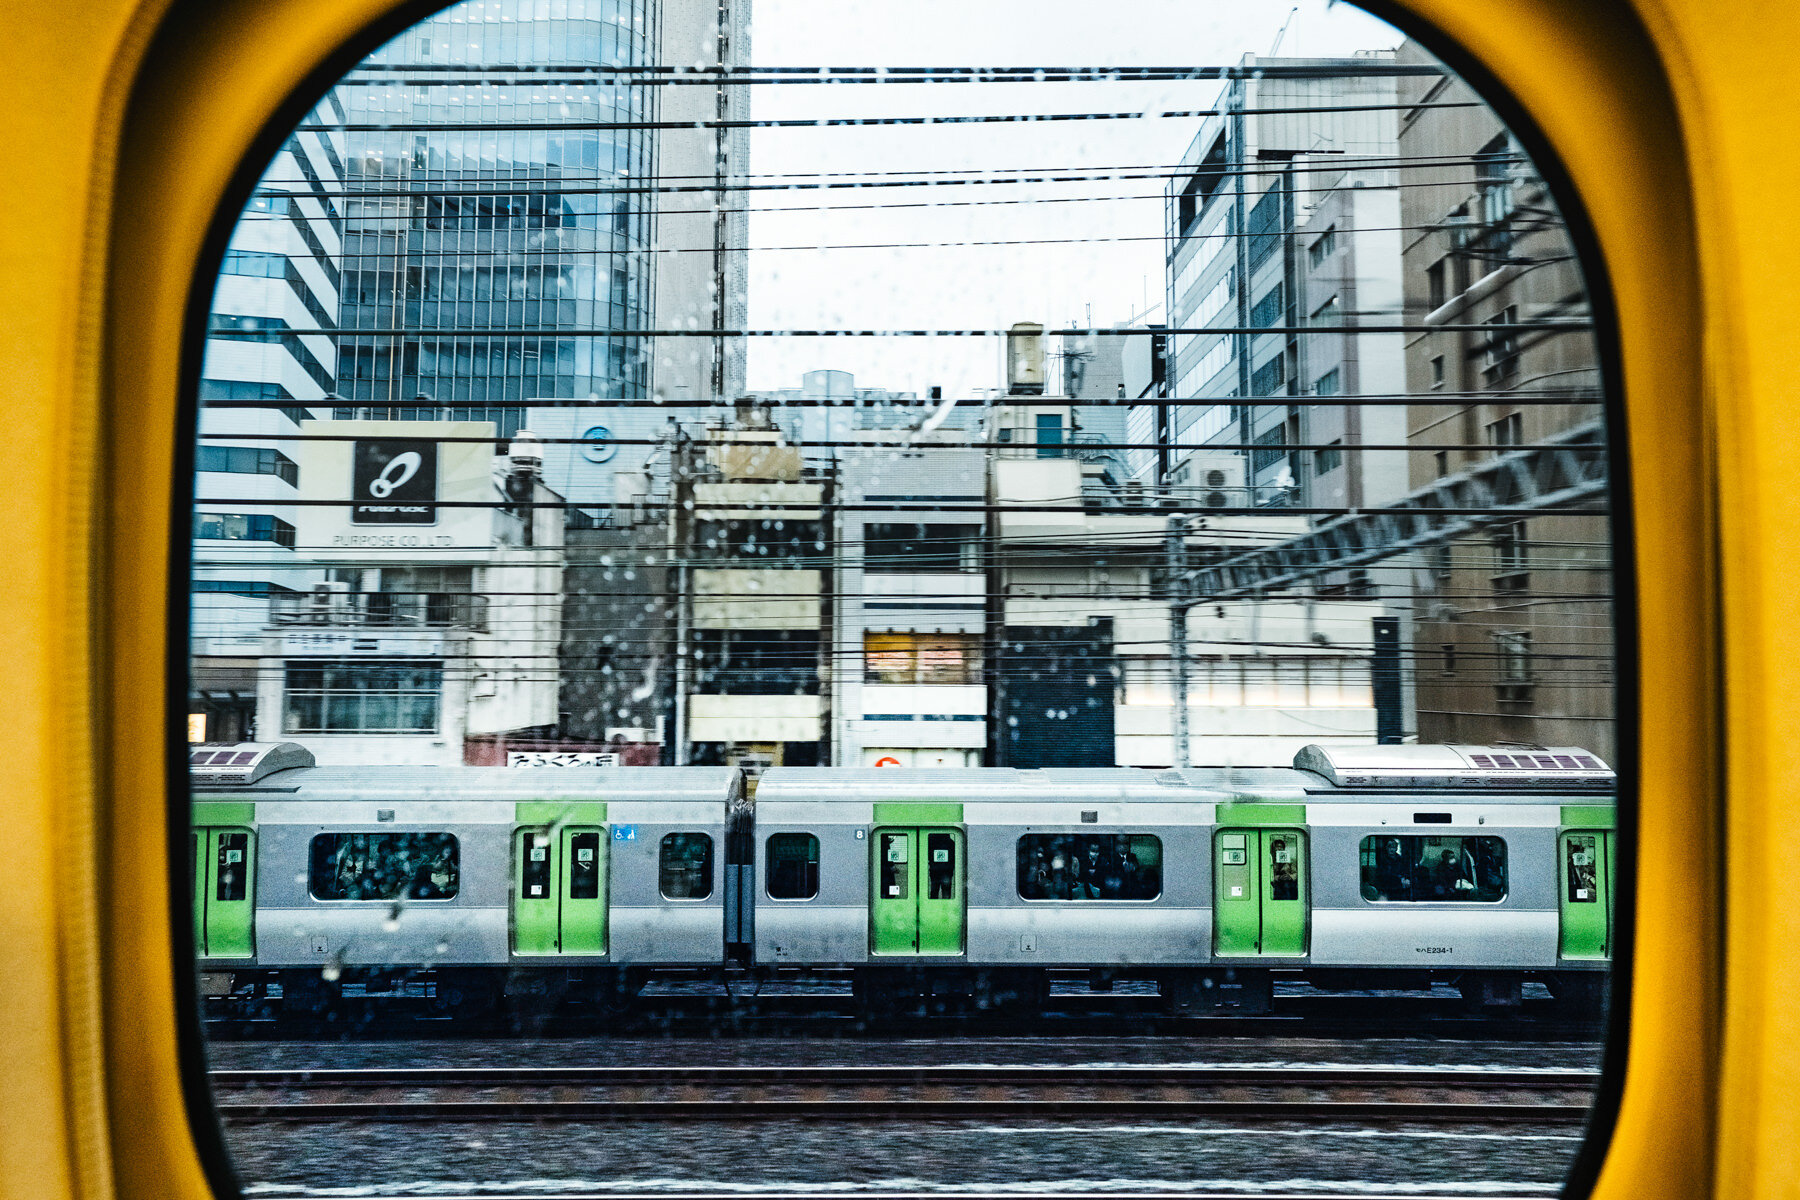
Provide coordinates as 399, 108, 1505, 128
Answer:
873, 755, 902, 768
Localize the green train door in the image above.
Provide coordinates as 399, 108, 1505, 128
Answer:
871, 828, 965, 955
1214, 828, 1308, 957
1558, 831, 1615, 959
512, 826, 607, 955
192, 827, 255, 957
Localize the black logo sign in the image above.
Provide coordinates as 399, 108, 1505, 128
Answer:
351, 439, 437, 524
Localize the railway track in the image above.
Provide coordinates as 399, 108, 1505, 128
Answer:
210, 1063, 1596, 1124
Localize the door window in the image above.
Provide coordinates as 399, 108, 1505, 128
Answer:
1566, 834, 1600, 901
926, 833, 957, 900
880, 832, 910, 899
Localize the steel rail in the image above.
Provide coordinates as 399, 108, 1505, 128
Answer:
210, 1064, 1596, 1088
212, 1097, 1590, 1124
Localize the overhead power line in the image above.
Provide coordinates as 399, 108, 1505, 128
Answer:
298, 98, 1483, 134
335, 62, 1451, 83
216, 321, 1591, 340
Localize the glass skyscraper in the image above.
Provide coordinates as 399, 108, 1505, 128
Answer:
330, 0, 661, 434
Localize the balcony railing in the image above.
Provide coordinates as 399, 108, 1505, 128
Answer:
270, 591, 489, 631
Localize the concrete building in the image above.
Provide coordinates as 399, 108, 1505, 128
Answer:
1394, 39, 1613, 758
1156, 53, 1402, 503
989, 420, 1388, 767
831, 442, 988, 768
676, 417, 830, 767
253, 419, 566, 766
189, 95, 345, 743
752, 369, 981, 462
653, 0, 751, 407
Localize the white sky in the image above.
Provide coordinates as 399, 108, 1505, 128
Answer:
742, 0, 1403, 396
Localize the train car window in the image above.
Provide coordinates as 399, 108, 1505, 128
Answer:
307, 832, 459, 901
1359, 835, 1507, 902
659, 832, 714, 900
1017, 834, 1162, 900
766, 833, 820, 900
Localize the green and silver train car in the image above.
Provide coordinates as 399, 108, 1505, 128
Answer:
190, 744, 743, 1011
751, 743, 1616, 1011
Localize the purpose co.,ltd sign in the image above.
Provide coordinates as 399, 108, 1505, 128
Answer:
351, 439, 438, 524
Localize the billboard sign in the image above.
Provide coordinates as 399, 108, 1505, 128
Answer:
352, 439, 437, 524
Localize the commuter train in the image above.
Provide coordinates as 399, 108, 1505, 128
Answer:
191, 741, 1616, 1015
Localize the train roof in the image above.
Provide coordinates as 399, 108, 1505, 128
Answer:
191, 757, 741, 803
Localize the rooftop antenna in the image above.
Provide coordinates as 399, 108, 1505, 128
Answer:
1269, 5, 1299, 55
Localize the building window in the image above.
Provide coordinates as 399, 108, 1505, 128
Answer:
1036, 412, 1065, 458
195, 444, 300, 486
1246, 186, 1283, 271
863, 523, 981, 570
282, 658, 442, 734
1307, 225, 1337, 267
1250, 283, 1284, 329
1430, 354, 1445, 387
1426, 258, 1447, 309
1250, 355, 1285, 397
1487, 411, 1523, 450
1494, 630, 1534, 702
1476, 133, 1519, 253
193, 512, 296, 547
1431, 544, 1454, 583
1252, 425, 1288, 473
1434, 450, 1451, 479
691, 629, 819, 696
1441, 643, 1457, 675
1483, 306, 1520, 384
1492, 521, 1529, 591
1314, 438, 1343, 476
864, 632, 983, 685
1314, 368, 1341, 398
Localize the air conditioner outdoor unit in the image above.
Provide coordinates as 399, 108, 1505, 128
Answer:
308, 581, 352, 623
1121, 481, 1148, 507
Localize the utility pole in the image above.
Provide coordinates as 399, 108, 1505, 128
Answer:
1166, 515, 1192, 769
670, 428, 692, 765
711, 0, 730, 406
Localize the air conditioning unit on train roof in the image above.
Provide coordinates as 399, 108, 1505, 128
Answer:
188, 742, 316, 787
1293, 743, 1614, 790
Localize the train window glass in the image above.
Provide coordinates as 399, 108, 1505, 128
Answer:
186, 0, 1620, 1194
766, 833, 820, 900
879, 832, 910, 898
519, 830, 551, 899
927, 832, 957, 899
659, 832, 714, 899
568, 830, 602, 900
308, 833, 459, 901
1359, 835, 1508, 903
215, 831, 248, 902
1017, 834, 1162, 900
